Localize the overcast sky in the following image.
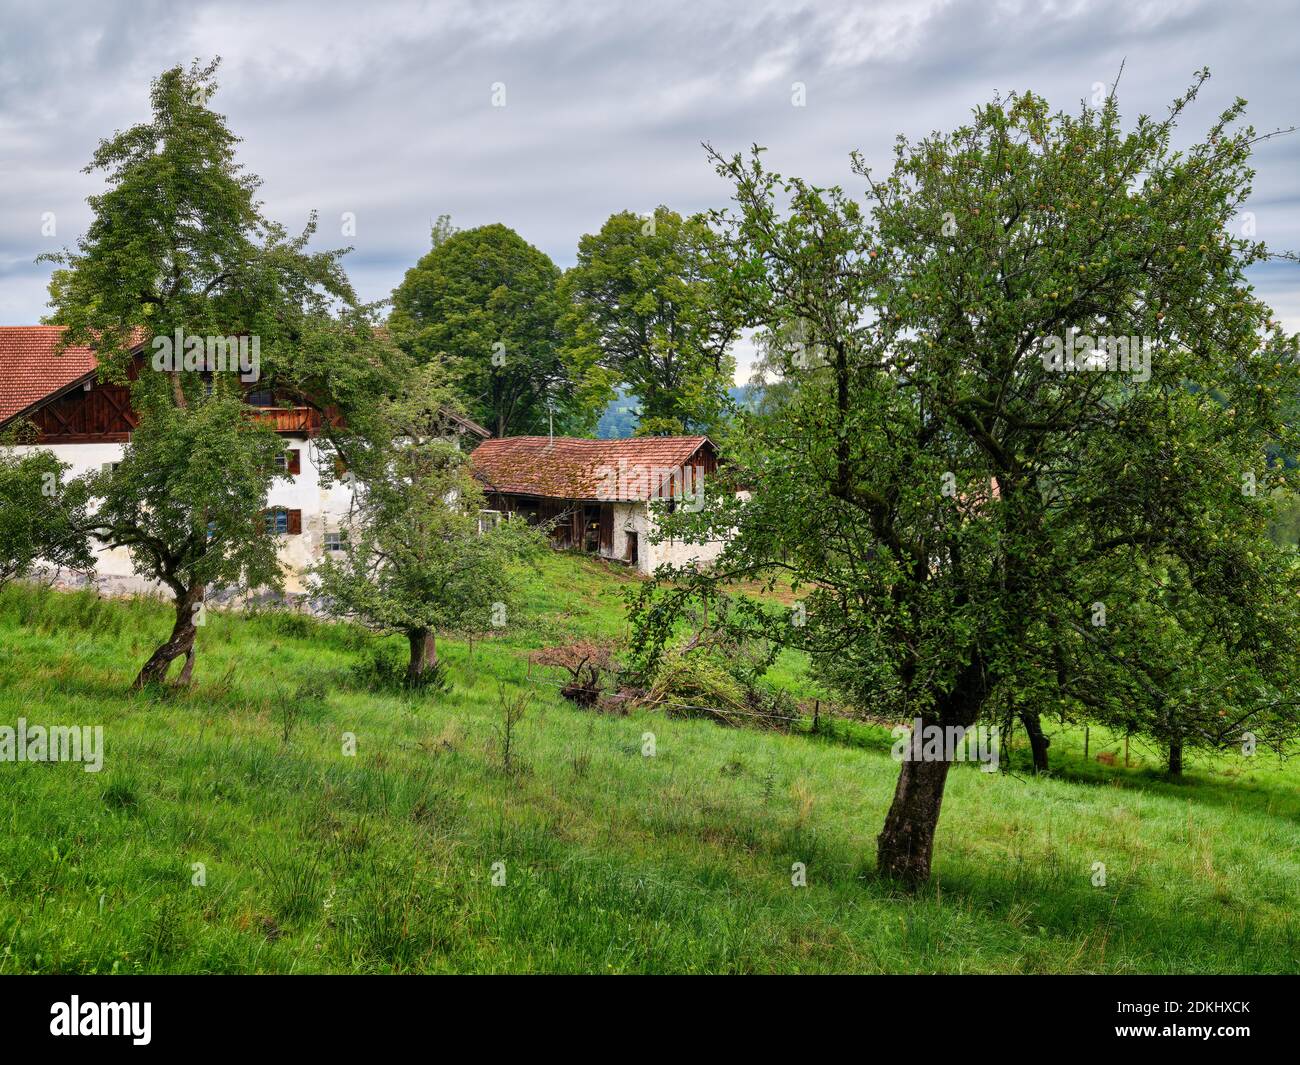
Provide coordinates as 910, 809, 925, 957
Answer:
2, 0, 1297, 381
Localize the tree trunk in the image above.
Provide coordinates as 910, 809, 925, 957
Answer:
175, 647, 197, 686
133, 584, 204, 688
1020, 709, 1050, 774
876, 656, 990, 886
406, 627, 437, 686
1168, 739, 1183, 777
876, 753, 953, 885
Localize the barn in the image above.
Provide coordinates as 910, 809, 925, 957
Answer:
469, 434, 727, 576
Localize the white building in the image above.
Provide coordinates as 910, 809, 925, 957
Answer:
0, 326, 489, 598
470, 434, 731, 576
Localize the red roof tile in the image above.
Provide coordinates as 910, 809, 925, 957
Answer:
0, 326, 487, 440
0, 326, 102, 425
471, 435, 714, 501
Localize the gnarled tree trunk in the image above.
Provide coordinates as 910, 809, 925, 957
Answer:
406, 627, 438, 685
1020, 709, 1050, 774
133, 584, 204, 688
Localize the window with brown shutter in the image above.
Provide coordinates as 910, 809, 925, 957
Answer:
287, 448, 301, 475
262, 508, 303, 535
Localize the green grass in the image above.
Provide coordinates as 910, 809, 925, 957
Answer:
1, 550, 1298, 973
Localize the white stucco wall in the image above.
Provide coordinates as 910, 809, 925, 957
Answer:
14, 440, 145, 591
607, 501, 646, 569
604, 499, 730, 576
14, 436, 357, 599
267, 439, 357, 595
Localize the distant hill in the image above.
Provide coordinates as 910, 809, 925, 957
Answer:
595, 388, 641, 439
595, 385, 763, 439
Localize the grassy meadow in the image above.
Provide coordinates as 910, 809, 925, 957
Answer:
1, 551, 1297, 974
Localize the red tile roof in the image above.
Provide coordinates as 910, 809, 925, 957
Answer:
471, 435, 713, 501
0, 326, 102, 425
0, 325, 489, 439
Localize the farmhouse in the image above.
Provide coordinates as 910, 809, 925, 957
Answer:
0, 325, 489, 596
469, 434, 727, 576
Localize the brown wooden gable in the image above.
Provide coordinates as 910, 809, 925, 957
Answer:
28, 375, 138, 443
19, 365, 325, 444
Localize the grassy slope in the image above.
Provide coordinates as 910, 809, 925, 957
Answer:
0, 551, 1297, 974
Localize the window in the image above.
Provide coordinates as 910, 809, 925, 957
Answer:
101, 462, 120, 474
275, 448, 302, 475
246, 389, 276, 407
477, 509, 502, 535
323, 529, 348, 552
264, 508, 302, 535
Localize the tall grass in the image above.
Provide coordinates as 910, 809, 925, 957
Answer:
0, 554, 1296, 973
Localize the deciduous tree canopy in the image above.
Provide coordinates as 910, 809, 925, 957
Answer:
633, 72, 1300, 883
563, 206, 739, 436
391, 221, 608, 438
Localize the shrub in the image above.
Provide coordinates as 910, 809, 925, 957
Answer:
640, 639, 797, 731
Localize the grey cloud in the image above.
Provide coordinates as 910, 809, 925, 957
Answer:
2, 0, 1296, 381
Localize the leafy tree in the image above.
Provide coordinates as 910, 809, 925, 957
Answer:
268, 308, 414, 479
985, 548, 1300, 777
42, 59, 356, 400
39, 58, 365, 685
391, 221, 607, 437
563, 206, 739, 435
1267, 489, 1300, 549
0, 429, 93, 586
85, 390, 286, 687
631, 73, 1300, 884
311, 369, 544, 685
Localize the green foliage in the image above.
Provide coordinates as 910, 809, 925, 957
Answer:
349, 640, 450, 695
650, 74, 1300, 724
391, 220, 609, 437
634, 603, 794, 729
563, 206, 740, 435
310, 367, 546, 674
85, 389, 286, 598
41, 58, 358, 398
633, 74, 1300, 876
644, 648, 746, 716
269, 310, 413, 481
0, 432, 93, 584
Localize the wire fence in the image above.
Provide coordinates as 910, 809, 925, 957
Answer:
517, 669, 1229, 765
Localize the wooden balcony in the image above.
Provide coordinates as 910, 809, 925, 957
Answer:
249, 406, 324, 435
